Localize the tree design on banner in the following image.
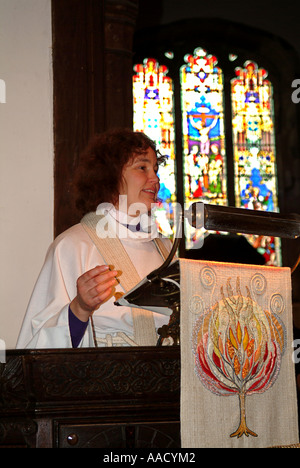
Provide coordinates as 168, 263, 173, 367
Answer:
192, 276, 286, 438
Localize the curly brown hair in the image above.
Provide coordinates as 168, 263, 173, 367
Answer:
73, 128, 165, 216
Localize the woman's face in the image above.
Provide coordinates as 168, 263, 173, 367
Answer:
118, 147, 160, 215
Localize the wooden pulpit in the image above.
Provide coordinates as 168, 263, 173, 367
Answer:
1, 203, 299, 448
0, 347, 180, 448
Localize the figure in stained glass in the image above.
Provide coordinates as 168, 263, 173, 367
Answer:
180, 47, 227, 248
181, 48, 227, 208
133, 58, 176, 237
231, 60, 280, 264
133, 50, 281, 261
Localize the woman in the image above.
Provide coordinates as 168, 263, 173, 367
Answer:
16, 129, 172, 349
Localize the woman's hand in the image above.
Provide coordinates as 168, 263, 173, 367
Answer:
70, 265, 118, 322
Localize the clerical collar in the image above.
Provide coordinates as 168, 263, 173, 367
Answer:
104, 206, 158, 241
126, 222, 141, 232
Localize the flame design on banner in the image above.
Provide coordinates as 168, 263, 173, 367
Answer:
192, 276, 286, 438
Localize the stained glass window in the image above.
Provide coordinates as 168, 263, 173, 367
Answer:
133, 58, 176, 237
231, 61, 280, 264
132, 52, 281, 264
180, 47, 227, 248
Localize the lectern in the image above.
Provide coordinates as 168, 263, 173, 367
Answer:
0, 203, 299, 448
116, 203, 300, 345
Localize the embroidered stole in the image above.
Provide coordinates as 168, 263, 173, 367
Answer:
81, 212, 169, 346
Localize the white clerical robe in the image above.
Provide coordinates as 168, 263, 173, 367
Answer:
16, 208, 171, 349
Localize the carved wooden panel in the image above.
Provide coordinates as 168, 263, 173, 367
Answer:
0, 357, 28, 410
0, 347, 180, 448
57, 421, 180, 448
26, 347, 180, 404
